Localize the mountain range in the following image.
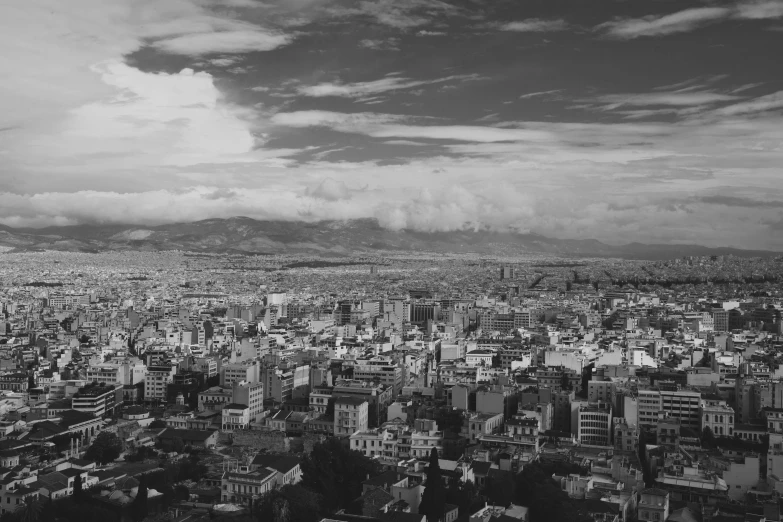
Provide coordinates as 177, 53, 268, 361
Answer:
0, 217, 777, 260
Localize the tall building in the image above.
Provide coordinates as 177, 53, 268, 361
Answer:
713, 309, 729, 333
577, 402, 613, 446
334, 397, 368, 436
499, 266, 514, 280
221, 362, 259, 386
145, 365, 176, 403
232, 381, 265, 423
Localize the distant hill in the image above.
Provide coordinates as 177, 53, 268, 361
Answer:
0, 217, 777, 260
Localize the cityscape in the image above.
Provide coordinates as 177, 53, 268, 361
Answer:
2, 0, 783, 522
0, 248, 782, 522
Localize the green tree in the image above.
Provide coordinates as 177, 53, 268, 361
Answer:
73, 472, 83, 501
19, 497, 42, 522
702, 426, 717, 449
513, 463, 591, 522
300, 438, 380, 512
84, 432, 122, 465
419, 448, 446, 522
131, 478, 149, 522
174, 485, 189, 501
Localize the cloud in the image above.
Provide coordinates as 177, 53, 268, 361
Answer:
735, 0, 783, 19
295, 74, 482, 98
207, 57, 241, 67
202, 188, 239, 200
596, 7, 730, 38
354, 0, 462, 29
519, 89, 563, 99
497, 19, 569, 32
416, 30, 446, 36
709, 90, 783, 116
304, 178, 353, 201
590, 91, 741, 109
377, 186, 535, 232
359, 38, 401, 51
271, 110, 555, 142
698, 195, 783, 207
152, 30, 291, 55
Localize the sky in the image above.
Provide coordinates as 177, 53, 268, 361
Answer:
1, 0, 783, 249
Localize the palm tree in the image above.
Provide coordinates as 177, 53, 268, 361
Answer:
20, 497, 42, 522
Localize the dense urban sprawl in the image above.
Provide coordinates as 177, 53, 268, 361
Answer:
1, 250, 783, 522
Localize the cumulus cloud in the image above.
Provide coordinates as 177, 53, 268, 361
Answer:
497, 19, 569, 32
304, 178, 354, 201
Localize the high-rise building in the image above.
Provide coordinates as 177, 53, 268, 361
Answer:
713, 309, 729, 333
499, 266, 514, 280
578, 402, 613, 446
410, 302, 441, 324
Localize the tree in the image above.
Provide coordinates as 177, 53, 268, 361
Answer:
84, 432, 122, 465
73, 472, 83, 501
485, 470, 514, 508
19, 497, 42, 522
174, 485, 190, 501
171, 437, 185, 453
559, 371, 571, 391
445, 479, 481, 520
419, 448, 446, 522
513, 463, 591, 522
132, 477, 149, 522
149, 419, 166, 429
300, 438, 380, 512
27, 374, 36, 390
702, 426, 717, 449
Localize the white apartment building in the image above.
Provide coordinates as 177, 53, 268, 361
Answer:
86, 360, 146, 386
145, 365, 176, 403
222, 404, 251, 431
701, 400, 735, 437
637, 390, 663, 428
465, 350, 494, 367
232, 381, 264, 423
661, 389, 701, 430
334, 397, 368, 436
588, 381, 615, 403
353, 357, 404, 396
221, 363, 258, 386
578, 402, 613, 447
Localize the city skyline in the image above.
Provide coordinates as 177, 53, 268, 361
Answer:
2, 0, 783, 249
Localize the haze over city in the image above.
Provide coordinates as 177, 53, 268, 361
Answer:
2, 0, 783, 249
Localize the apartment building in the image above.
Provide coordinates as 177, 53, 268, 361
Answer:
144, 365, 176, 403
660, 389, 701, 430
578, 402, 613, 447
221, 362, 258, 387
334, 396, 368, 436
71, 383, 120, 417
353, 357, 404, 397
701, 400, 735, 437
221, 467, 278, 506
222, 404, 250, 431
231, 381, 264, 423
